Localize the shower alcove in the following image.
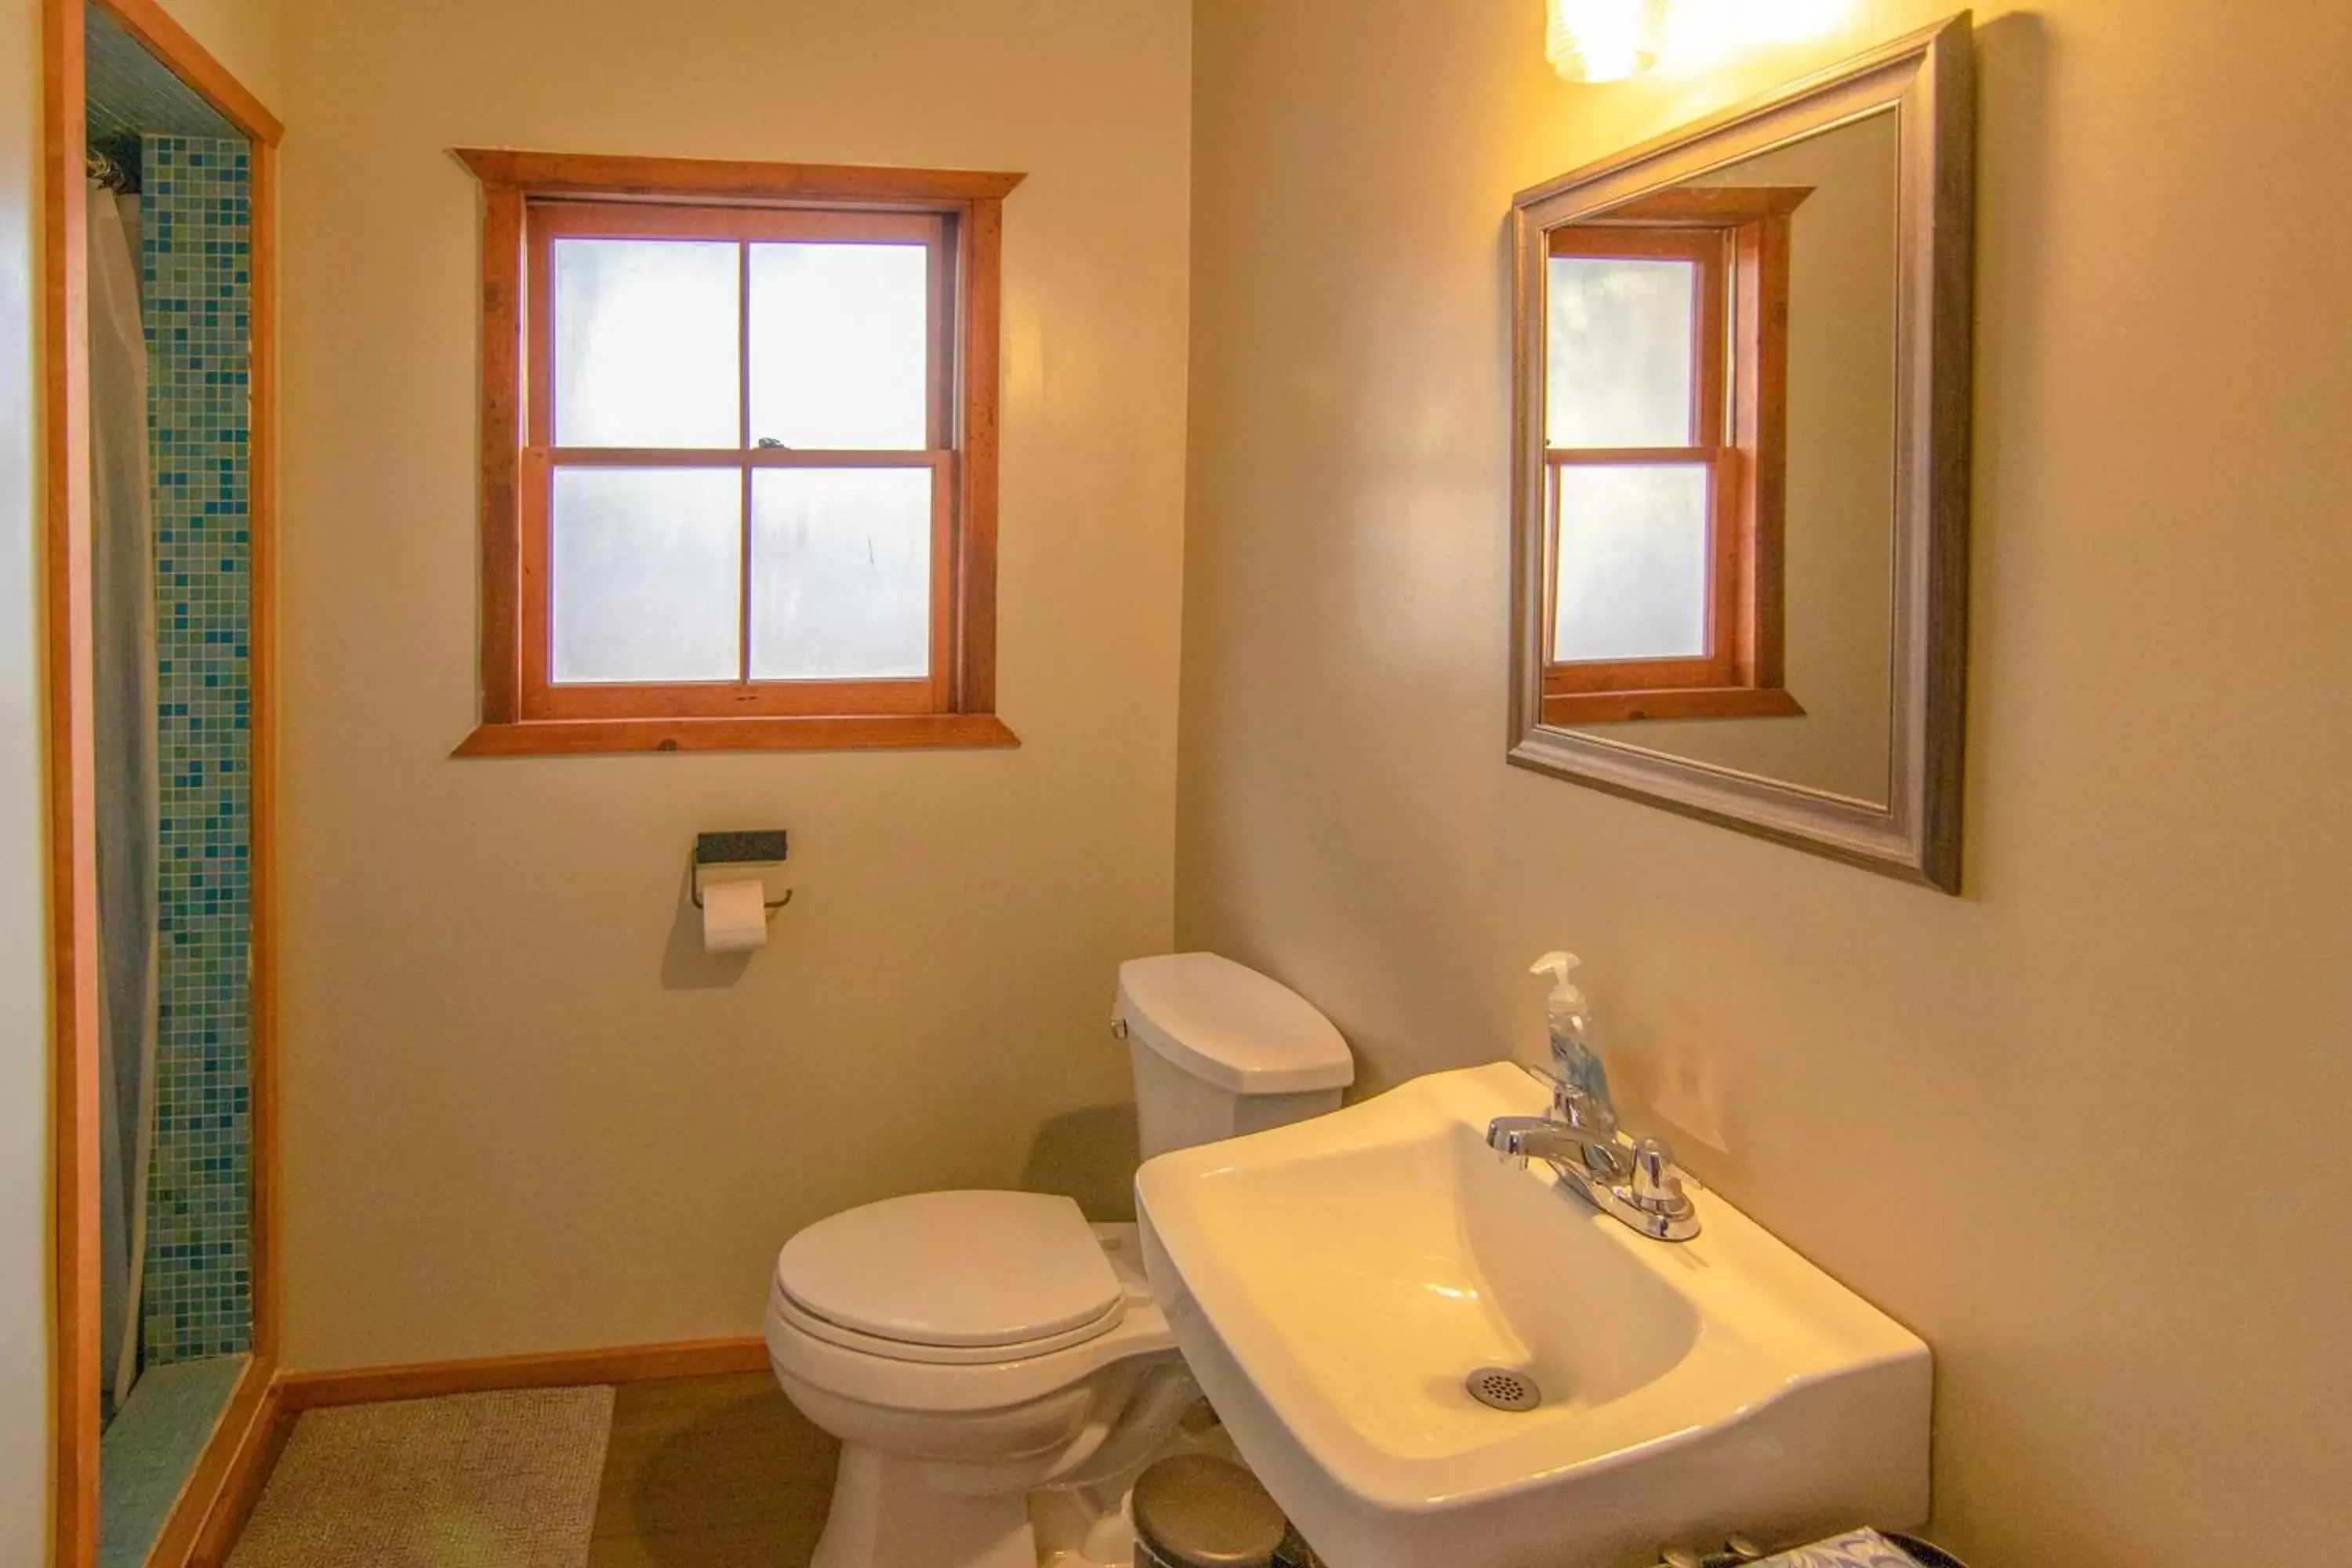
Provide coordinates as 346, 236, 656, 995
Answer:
44, 3, 281, 1566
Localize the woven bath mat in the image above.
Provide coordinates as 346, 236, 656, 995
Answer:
229, 1385, 615, 1568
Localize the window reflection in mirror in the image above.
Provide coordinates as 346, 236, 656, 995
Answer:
1541, 109, 1899, 808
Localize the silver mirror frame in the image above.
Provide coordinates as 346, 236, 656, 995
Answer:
1508, 14, 1974, 893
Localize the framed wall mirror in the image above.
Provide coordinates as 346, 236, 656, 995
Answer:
1508, 16, 1973, 891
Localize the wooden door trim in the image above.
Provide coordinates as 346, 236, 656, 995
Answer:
140, 1353, 277, 1568
41, 1, 100, 1555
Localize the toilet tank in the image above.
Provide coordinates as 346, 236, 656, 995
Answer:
1114, 953, 1356, 1161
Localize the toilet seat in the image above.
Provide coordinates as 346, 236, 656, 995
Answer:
767, 1219, 1177, 1416
775, 1284, 1126, 1366
777, 1191, 1125, 1352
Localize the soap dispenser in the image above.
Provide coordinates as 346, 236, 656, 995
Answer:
1530, 951, 1615, 1131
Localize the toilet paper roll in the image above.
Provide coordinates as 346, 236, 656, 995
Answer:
700, 876, 770, 954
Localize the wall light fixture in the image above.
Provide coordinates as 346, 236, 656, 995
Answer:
1545, 0, 1668, 83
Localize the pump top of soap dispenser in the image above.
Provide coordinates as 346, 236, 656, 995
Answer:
1530, 950, 1614, 1130
1530, 951, 1585, 1022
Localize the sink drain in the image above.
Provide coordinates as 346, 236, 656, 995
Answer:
1465, 1366, 1542, 1412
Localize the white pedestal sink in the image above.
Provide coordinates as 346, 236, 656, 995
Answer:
1134, 1062, 1929, 1568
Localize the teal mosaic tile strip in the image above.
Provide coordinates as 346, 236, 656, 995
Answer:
140, 134, 252, 1366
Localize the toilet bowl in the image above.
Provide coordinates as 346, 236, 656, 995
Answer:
766, 1201, 1181, 1568
766, 954, 1355, 1568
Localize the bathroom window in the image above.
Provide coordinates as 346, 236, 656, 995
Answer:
455, 151, 1024, 755
1541, 187, 1808, 724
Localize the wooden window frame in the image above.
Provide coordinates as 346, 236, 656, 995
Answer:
452, 150, 1026, 757
1541, 187, 1809, 727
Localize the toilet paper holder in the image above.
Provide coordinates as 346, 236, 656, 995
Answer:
689, 829, 794, 913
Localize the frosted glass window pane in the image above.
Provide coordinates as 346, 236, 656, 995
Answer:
1547, 256, 1697, 448
553, 239, 740, 447
1552, 464, 1711, 663
749, 244, 928, 450
750, 469, 931, 680
551, 468, 742, 683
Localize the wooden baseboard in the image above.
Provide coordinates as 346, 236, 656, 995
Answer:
277, 1334, 771, 1412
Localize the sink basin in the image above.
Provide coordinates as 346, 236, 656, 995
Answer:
1134, 1062, 1929, 1568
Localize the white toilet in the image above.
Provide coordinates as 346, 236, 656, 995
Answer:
764, 952, 1355, 1568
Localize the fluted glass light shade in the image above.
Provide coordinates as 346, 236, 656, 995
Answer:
1545, 0, 1666, 82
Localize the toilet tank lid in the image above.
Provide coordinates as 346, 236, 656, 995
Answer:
1116, 953, 1354, 1094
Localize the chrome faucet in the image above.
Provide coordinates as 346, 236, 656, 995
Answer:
1487, 1047, 1700, 1242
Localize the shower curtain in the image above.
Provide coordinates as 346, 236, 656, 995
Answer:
89, 183, 159, 1415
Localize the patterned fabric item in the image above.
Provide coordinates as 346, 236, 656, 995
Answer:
87, 144, 139, 191
1756, 1530, 1919, 1567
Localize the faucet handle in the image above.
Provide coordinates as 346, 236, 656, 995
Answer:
1627, 1137, 1687, 1214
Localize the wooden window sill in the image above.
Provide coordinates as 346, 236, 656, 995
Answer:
453, 713, 1022, 758
1542, 687, 1805, 725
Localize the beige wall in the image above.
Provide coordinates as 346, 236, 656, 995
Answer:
157, 0, 282, 111
2, 0, 53, 1555
1180, 3, 2352, 1564
275, 0, 1191, 1368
